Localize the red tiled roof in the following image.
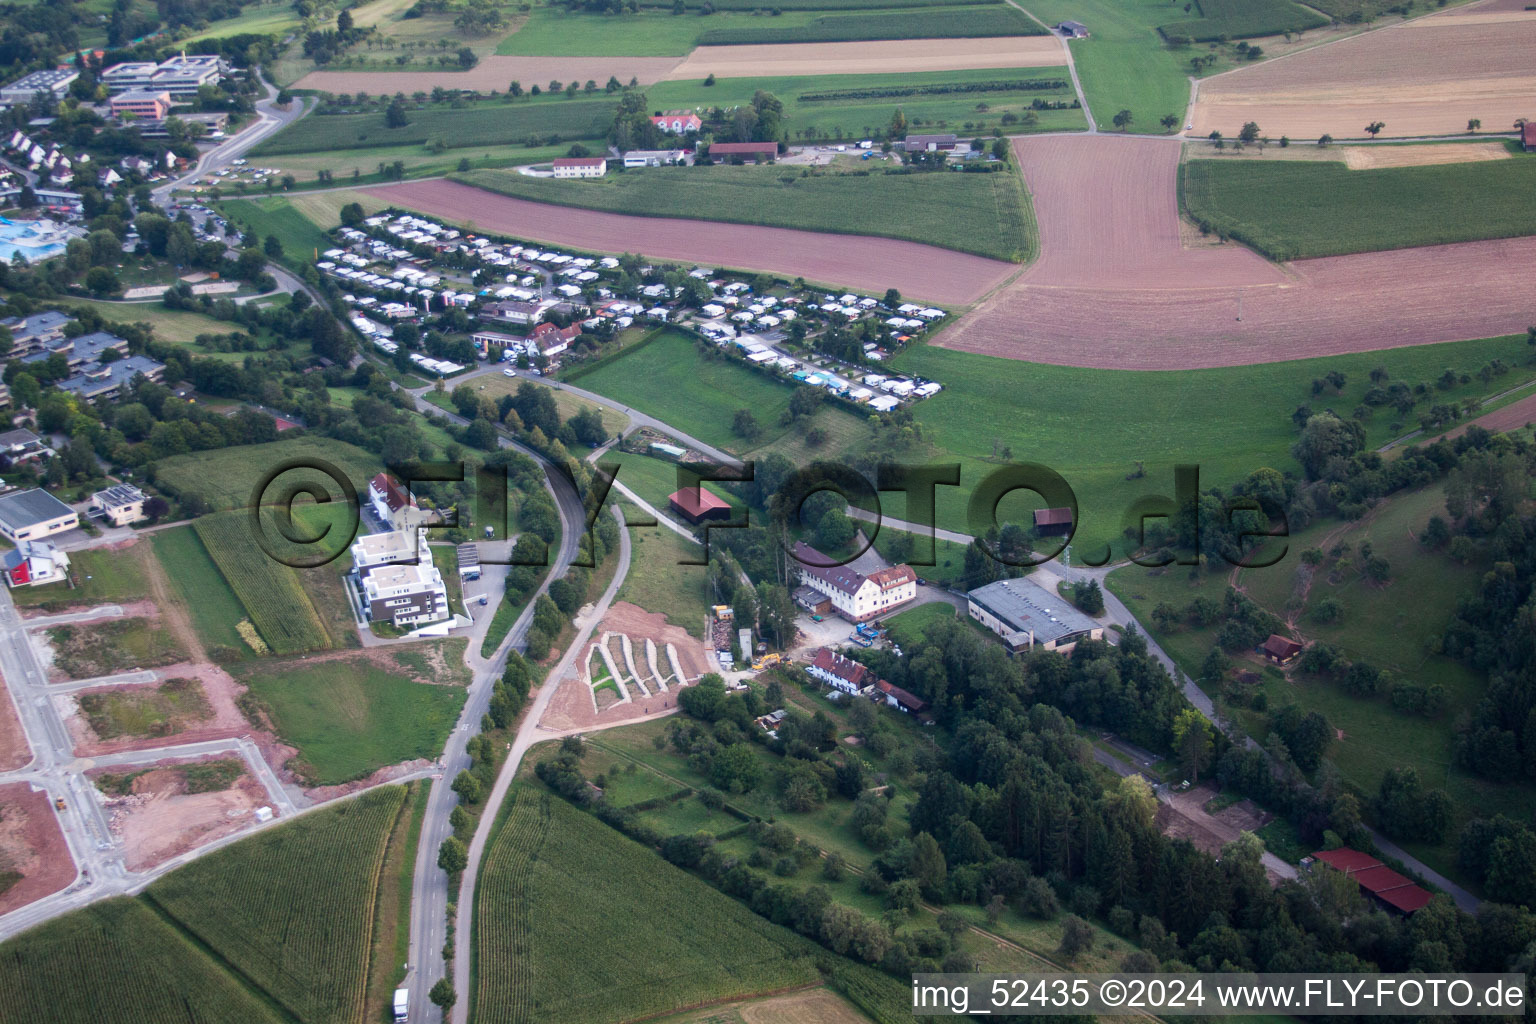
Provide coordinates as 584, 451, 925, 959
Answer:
1376, 885, 1434, 913
1312, 848, 1380, 873
668, 487, 730, 518
867, 564, 915, 590
1351, 864, 1414, 894
1034, 506, 1073, 526
809, 647, 871, 687
1311, 848, 1434, 913
370, 472, 413, 512
876, 679, 927, 711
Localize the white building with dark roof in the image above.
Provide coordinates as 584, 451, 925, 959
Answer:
0, 488, 78, 543
791, 541, 916, 622
967, 577, 1103, 654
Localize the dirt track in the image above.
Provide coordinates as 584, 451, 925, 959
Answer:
296, 54, 682, 95
936, 134, 1536, 369
364, 179, 1018, 304
664, 36, 1065, 80
1191, 5, 1536, 139
0, 682, 29, 771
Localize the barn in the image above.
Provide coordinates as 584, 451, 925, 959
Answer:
668, 486, 733, 524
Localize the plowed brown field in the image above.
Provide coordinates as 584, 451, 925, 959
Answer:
364, 179, 1018, 304
664, 36, 1065, 80
296, 55, 682, 95
936, 134, 1536, 369
1190, 5, 1536, 139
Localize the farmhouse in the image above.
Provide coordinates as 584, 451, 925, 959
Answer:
875, 679, 928, 715
709, 141, 778, 163
791, 541, 917, 622
2, 539, 69, 588
967, 577, 1102, 654
360, 561, 449, 628
551, 157, 607, 179
0, 488, 78, 543
1033, 506, 1074, 536
652, 110, 702, 134
110, 90, 172, 121
1057, 20, 1088, 37
805, 647, 874, 694
1261, 634, 1303, 665
668, 486, 732, 524
1308, 848, 1432, 915
87, 483, 148, 526
903, 133, 958, 153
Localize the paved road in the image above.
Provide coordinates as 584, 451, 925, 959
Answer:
400, 392, 590, 1024
151, 71, 310, 207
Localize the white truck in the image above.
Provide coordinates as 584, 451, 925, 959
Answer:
393, 988, 409, 1022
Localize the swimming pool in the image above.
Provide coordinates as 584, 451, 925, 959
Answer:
0, 216, 78, 263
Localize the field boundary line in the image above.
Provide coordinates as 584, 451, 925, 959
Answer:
363, 782, 416, 1022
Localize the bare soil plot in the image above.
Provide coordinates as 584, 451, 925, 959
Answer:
60, 664, 256, 757
0, 683, 29, 771
366, 178, 1016, 304
296, 54, 682, 95
1186, 139, 1512, 168
1191, 15, 1536, 139
664, 36, 1064, 80
40, 615, 188, 683
95, 763, 271, 872
541, 601, 712, 731
0, 783, 75, 915
1156, 783, 1283, 882
1426, 390, 1536, 445
938, 134, 1536, 368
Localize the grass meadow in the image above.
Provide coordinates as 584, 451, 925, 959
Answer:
1158, 0, 1326, 42
214, 195, 338, 267
648, 67, 1081, 142
153, 436, 382, 512
1106, 485, 1536, 884
456, 162, 1035, 261
1182, 155, 1536, 260
495, 3, 1037, 55
612, 516, 713, 637
8, 546, 149, 613
256, 98, 613, 155
233, 650, 467, 784
150, 527, 251, 654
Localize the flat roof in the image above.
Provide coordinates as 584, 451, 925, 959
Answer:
363, 562, 436, 589
0, 488, 75, 531
355, 530, 418, 559
92, 483, 145, 507
968, 577, 1100, 646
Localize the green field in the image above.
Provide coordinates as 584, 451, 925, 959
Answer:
215, 195, 338, 266
0, 898, 288, 1024
234, 650, 467, 784
1159, 0, 1325, 41
153, 436, 383, 512
149, 526, 251, 655
496, 3, 1038, 55
145, 785, 407, 1023
1019, 0, 1208, 133
195, 511, 333, 654
0, 786, 409, 1024
1107, 483, 1536, 881
258, 99, 613, 155
47, 619, 186, 680
455, 162, 1034, 261
883, 600, 958, 645
57, 298, 305, 363
613, 519, 713, 636
1181, 155, 1536, 260
647, 67, 1081, 142
473, 784, 825, 1023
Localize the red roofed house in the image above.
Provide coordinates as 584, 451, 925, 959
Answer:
668, 486, 732, 525
529, 321, 580, 358
1311, 848, 1433, 914
709, 141, 778, 163
792, 541, 916, 622
551, 156, 607, 179
652, 110, 702, 134
875, 679, 928, 715
1524, 121, 1535, 152
369, 472, 425, 531
1261, 633, 1304, 665
806, 647, 874, 694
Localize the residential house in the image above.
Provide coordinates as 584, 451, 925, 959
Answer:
350, 528, 427, 570
361, 561, 449, 627
88, 483, 148, 526
23, 329, 129, 368
805, 647, 874, 695
2, 539, 70, 588
551, 157, 607, 179
529, 321, 580, 357
0, 428, 53, 463
368, 472, 426, 530
791, 541, 917, 622
651, 110, 702, 134
875, 679, 928, 715
967, 577, 1103, 654
0, 488, 78, 543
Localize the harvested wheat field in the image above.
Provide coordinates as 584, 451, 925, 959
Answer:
665, 36, 1064, 80
0, 783, 75, 915
938, 134, 1536, 368
1190, 10, 1536, 139
1186, 139, 1512, 168
366, 179, 1016, 304
296, 54, 682, 95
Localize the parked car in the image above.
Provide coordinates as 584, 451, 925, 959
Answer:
503, 368, 517, 377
